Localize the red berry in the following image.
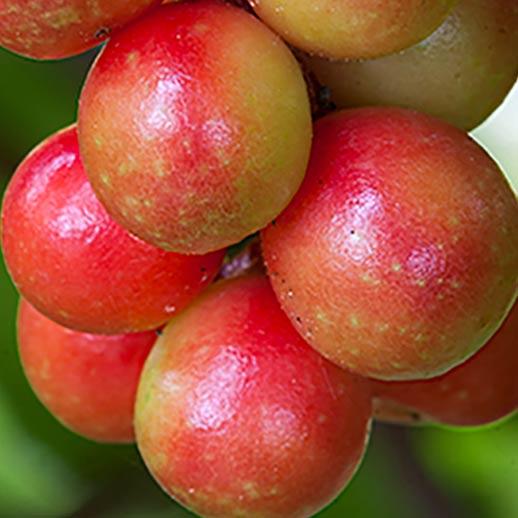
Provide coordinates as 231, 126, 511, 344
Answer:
262, 108, 518, 381
135, 275, 372, 518
18, 299, 156, 443
0, 0, 160, 60
1, 125, 224, 334
78, 0, 312, 254
370, 302, 518, 427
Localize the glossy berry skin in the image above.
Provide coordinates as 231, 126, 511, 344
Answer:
306, 0, 518, 130
78, 1, 312, 254
249, 0, 457, 60
371, 302, 518, 427
0, 0, 160, 60
18, 299, 156, 443
135, 275, 372, 518
1, 125, 224, 334
262, 108, 518, 381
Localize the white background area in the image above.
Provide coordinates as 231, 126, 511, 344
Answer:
473, 78, 518, 192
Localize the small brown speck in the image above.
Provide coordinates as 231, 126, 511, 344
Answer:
95, 27, 110, 39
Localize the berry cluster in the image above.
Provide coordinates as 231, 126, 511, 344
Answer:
1, 1, 517, 517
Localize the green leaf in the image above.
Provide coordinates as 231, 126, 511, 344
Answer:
413, 417, 518, 518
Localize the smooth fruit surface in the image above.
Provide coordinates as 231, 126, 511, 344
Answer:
371, 302, 518, 427
306, 0, 518, 130
250, 0, 457, 59
1, 125, 224, 334
0, 0, 160, 60
135, 275, 372, 518
262, 108, 518, 381
18, 299, 156, 443
78, 0, 312, 254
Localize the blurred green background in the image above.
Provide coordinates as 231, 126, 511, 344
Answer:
0, 46, 516, 518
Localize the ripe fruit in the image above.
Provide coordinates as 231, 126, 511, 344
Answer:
78, 1, 312, 254
249, 0, 458, 60
1, 125, 224, 334
18, 299, 156, 443
371, 302, 518, 427
0, 0, 160, 60
306, 0, 518, 130
135, 275, 372, 518
262, 108, 518, 381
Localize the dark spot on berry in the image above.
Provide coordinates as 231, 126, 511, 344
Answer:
95, 27, 110, 39
155, 328, 163, 337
